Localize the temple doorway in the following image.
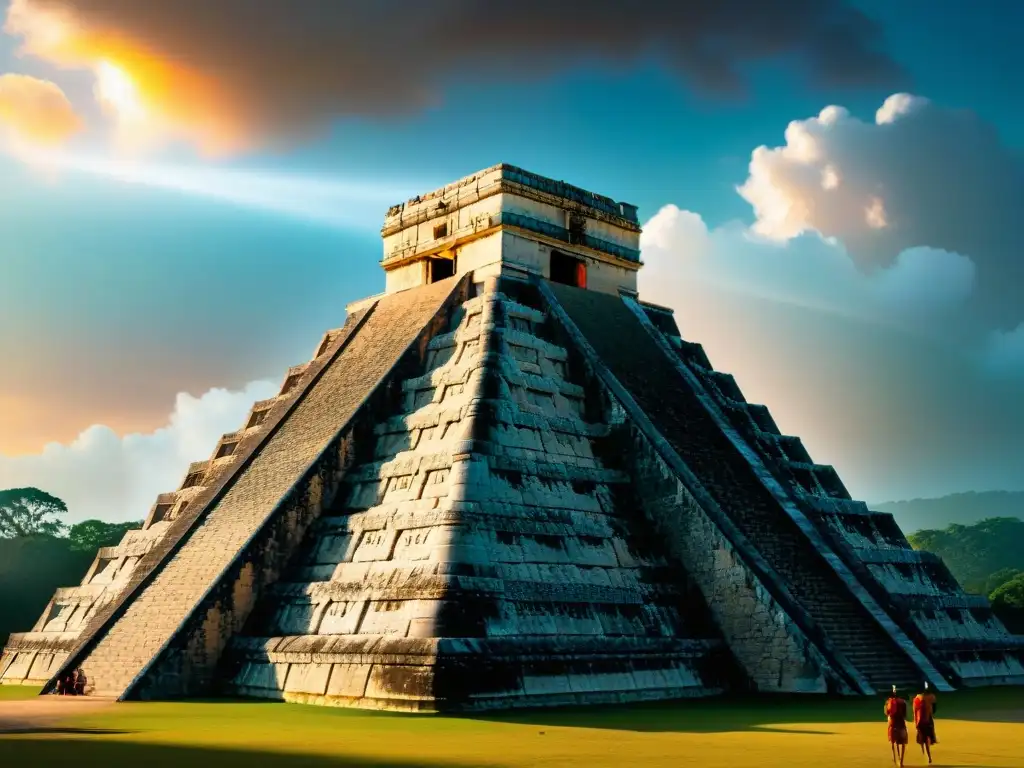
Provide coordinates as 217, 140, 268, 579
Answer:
550, 250, 587, 289
428, 256, 456, 283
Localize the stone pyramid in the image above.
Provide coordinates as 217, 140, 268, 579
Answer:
2, 165, 1021, 711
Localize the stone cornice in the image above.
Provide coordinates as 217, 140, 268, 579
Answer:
381, 177, 642, 238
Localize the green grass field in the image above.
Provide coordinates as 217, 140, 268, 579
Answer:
0, 685, 40, 701
2, 686, 1021, 767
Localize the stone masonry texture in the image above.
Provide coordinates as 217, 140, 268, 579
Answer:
638, 301, 1024, 688
5, 164, 1021, 705
218, 279, 727, 711
545, 282, 927, 691
1, 309, 371, 690
65, 277, 464, 698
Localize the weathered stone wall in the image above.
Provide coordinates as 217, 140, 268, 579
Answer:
382, 165, 640, 259
40, 277, 468, 700
949, 654, 1024, 686
0, 323, 371, 689
383, 191, 504, 265
381, 165, 641, 298
221, 280, 724, 711
641, 301, 1024, 689
617, 419, 837, 693
535, 301, 844, 694
543, 280, 957, 693
132, 430, 359, 698
228, 635, 718, 712
1, 517, 175, 685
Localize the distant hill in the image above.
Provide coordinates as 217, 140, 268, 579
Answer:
908, 517, 1024, 594
874, 491, 1024, 535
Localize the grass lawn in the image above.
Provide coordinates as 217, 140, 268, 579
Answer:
0, 685, 42, 701
1, 687, 1021, 767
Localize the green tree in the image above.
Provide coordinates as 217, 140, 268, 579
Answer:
908, 517, 1024, 590
990, 574, 1024, 610
981, 567, 1023, 596
67, 519, 143, 551
0, 487, 68, 538
989, 573, 1024, 634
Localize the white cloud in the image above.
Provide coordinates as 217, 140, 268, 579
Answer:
736, 92, 1024, 327
738, 93, 934, 244
864, 196, 887, 229
636, 93, 1024, 500
636, 204, 1024, 502
821, 165, 840, 190
875, 93, 927, 125
639, 204, 974, 331
0, 72, 82, 147
0, 379, 277, 524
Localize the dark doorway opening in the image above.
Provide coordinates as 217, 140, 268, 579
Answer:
428, 257, 456, 283
550, 250, 587, 289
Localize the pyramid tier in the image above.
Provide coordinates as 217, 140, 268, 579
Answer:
223, 286, 728, 710
0, 277, 468, 697
642, 300, 1024, 687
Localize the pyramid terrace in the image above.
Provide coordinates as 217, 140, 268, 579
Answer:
2, 165, 1021, 711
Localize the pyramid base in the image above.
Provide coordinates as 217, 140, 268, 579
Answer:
221, 636, 728, 712
0, 634, 76, 688
264, 684, 722, 713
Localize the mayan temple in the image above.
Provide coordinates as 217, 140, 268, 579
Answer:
2, 165, 1022, 710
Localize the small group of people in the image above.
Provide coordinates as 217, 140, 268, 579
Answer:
54, 667, 87, 696
884, 682, 939, 766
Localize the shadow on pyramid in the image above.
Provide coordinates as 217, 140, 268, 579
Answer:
3, 165, 1022, 711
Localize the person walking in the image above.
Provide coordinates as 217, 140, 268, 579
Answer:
913, 681, 939, 764
885, 685, 909, 766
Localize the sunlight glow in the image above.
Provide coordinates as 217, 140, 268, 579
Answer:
6, 0, 251, 154
95, 60, 145, 122
12, 145, 419, 231
7, 0, 240, 153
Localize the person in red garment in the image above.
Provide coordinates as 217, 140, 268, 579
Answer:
913, 681, 939, 764
885, 685, 909, 766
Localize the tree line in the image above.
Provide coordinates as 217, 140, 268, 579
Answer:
0, 487, 142, 551
908, 516, 1024, 632
0, 487, 142, 645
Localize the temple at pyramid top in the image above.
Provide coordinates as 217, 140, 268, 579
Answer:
378, 164, 642, 296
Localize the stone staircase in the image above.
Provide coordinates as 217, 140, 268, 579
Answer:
48, 277, 466, 700
545, 283, 927, 692
641, 304, 1024, 688
221, 281, 726, 710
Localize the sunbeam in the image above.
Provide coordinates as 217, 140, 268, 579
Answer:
10, 145, 420, 230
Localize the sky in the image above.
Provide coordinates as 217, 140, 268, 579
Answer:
0, 0, 1021, 524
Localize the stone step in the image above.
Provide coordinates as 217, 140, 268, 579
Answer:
548, 283, 923, 691
219, 284, 728, 710
55, 277, 468, 701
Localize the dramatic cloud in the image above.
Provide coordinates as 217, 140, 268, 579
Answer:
4, 0, 904, 151
641, 205, 976, 335
639, 94, 1024, 499
0, 380, 276, 524
638, 207, 1024, 502
738, 93, 1024, 328
0, 72, 81, 145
